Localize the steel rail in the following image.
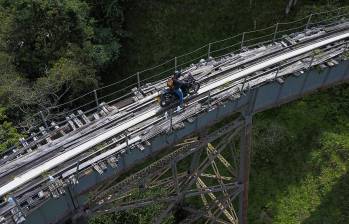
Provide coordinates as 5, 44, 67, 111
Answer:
1, 23, 347, 180
0, 30, 348, 197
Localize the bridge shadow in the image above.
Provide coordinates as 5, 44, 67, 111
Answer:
301, 171, 349, 224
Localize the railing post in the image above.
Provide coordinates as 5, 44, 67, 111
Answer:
174, 57, 177, 71
241, 32, 246, 49
307, 51, 315, 70
208, 43, 212, 58
207, 90, 211, 109
93, 89, 99, 108
169, 109, 173, 132
273, 23, 279, 42
137, 72, 141, 89
125, 131, 129, 152
240, 76, 248, 93
39, 111, 48, 129
75, 160, 80, 184
274, 65, 280, 80
305, 14, 313, 31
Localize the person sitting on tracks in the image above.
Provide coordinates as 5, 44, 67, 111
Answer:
167, 70, 187, 112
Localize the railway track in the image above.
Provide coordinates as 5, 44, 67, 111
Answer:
0, 19, 349, 224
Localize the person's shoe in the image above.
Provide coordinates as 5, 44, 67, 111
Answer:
176, 106, 182, 112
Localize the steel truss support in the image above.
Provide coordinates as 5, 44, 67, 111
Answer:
89, 114, 254, 224
238, 114, 252, 224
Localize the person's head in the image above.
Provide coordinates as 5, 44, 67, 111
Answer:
167, 78, 174, 88
174, 70, 181, 79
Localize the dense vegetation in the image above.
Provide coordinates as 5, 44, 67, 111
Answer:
0, 0, 123, 129
0, 0, 349, 223
250, 85, 349, 223
0, 107, 22, 152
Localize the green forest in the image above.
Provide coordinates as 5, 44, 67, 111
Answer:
1, 0, 349, 223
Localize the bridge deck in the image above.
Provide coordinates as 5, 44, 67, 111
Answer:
1, 21, 349, 224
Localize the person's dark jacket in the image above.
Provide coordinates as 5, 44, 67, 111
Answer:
173, 79, 186, 90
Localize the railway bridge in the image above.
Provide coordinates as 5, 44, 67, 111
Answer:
0, 8, 349, 224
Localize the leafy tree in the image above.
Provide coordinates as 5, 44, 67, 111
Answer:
88, 188, 175, 224
0, 0, 124, 125
3, 0, 94, 78
89, 212, 138, 224
0, 106, 22, 153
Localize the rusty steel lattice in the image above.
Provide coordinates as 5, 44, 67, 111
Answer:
89, 113, 253, 224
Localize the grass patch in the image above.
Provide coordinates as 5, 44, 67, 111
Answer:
249, 84, 349, 223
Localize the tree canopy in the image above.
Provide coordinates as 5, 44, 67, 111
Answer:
0, 0, 123, 124
0, 106, 22, 152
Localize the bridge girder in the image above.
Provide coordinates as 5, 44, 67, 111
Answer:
89, 113, 252, 224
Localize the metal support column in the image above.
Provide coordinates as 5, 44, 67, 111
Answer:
238, 114, 252, 224
238, 89, 256, 224
189, 130, 207, 174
